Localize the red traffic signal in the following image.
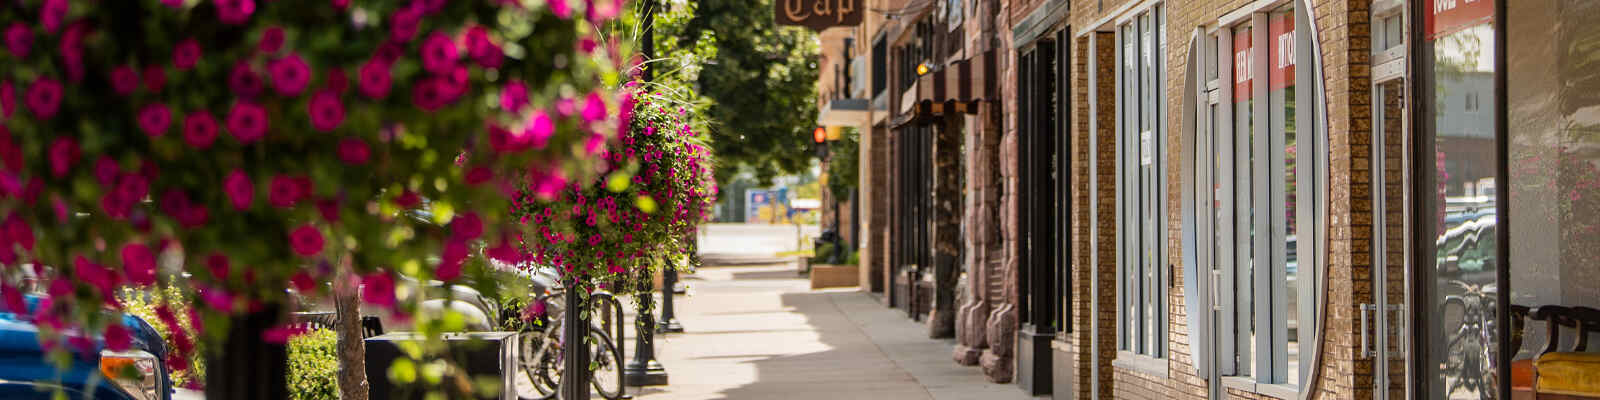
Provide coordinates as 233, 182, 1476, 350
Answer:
813, 127, 827, 143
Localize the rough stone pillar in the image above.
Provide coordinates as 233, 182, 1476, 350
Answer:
955, 94, 1004, 366
929, 115, 964, 338
981, 125, 1019, 383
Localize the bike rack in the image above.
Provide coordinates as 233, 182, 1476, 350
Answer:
589, 291, 632, 399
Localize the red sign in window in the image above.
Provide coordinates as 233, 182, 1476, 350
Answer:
1234, 28, 1253, 101
1425, 0, 1493, 40
1269, 13, 1296, 91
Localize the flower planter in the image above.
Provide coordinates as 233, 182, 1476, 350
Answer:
809, 264, 859, 289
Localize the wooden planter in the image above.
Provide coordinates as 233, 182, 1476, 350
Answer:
809, 264, 860, 289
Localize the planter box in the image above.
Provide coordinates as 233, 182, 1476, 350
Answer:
809, 264, 860, 289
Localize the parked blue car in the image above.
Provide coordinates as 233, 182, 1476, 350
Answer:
0, 295, 172, 400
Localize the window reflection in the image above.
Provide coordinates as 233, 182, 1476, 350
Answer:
1426, 20, 1498, 400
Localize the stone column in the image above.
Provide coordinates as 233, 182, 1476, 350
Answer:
929, 114, 963, 338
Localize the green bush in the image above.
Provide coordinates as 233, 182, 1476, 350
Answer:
117, 287, 205, 390
287, 329, 339, 400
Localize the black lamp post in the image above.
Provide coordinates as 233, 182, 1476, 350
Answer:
625, 0, 670, 388
560, 281, 593, 399
657, 235, 686, 333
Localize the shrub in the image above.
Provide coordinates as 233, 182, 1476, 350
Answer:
117, 287, 205, 390
287, 329, 339, 400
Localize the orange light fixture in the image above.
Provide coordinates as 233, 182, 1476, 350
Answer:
813, 127, 827, 143
916, 63, 931, 76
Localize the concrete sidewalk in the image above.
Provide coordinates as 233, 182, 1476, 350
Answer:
628, 264, 1024, 400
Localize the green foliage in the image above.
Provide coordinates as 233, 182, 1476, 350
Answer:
117, 287, 205, 390
512, 90, 716, 292
825, 128, 860, 197
287, 329, 339, 400
0, 0, 631, 396
674, 0, 820, 185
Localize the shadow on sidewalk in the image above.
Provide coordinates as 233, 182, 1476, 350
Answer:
695, 291, 931, 400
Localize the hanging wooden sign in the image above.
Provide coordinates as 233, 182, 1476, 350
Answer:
776, 0, 863, 31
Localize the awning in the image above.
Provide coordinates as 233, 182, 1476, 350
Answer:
816, 98, 870, 126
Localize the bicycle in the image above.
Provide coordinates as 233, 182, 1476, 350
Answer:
518, 289, 625, 400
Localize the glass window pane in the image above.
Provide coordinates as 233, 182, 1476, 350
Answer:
1421, 0, 1497, 395
1232, 23, 1257, 377
1269, 6, 1299, 386
1508, 0, 1600, 381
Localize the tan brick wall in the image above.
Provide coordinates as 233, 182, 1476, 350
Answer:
1042, 0, 1376, 399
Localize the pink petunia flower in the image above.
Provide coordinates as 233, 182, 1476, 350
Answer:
361, 272, 397, 308
4, 213, 33, 252
500, 80, 528, 112
93, 157, 120, 186
204, 252, 230, 280
25, 77, 61, 119
438, 240, 467, 281
290, 225, 324, 257
307, 91, 344, 131
268, 175, 308, 208
581, 91, 607, 123
121, 243, 157, 286
198, 285, 235, 313
465, 167, 491, 185
173, 39, 202, 70
111, 66, 139, 95
465, 26, 503, 69
316, 197, 340, 223
41, 0, 68, 33
269, 54, 311, 96
451, 212, 483, 240
216, 0, 256, 25
394, 191, 420, 208
527, 110, 555, 148
336, 137, 369, 165
389, 5, 423, 42
331, 0, 350, 9
420, 31, 457, 75
47, 137, 78, 178
223, 170, 254, 210
104, 324, 132, 352
182, 111, 219, 149
411, 78, 452, 112
4, 23, 30, 59
259, 26, 284, 54
229, 62, 264, 98
357, 61, 391, 99
290, 271, 318, 292
138, 103, 173, 137
549, 0, 571, 19
227, 101, 268, 144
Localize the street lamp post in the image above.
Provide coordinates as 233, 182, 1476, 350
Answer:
657, 235, 688, 333
625, 0, 670, 388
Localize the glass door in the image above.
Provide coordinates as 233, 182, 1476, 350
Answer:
1371, 2, 1409, 399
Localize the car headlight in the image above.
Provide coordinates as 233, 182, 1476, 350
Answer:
100, 349, 161, 400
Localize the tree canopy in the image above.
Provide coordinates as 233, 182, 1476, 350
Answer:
672, 0, 819, 186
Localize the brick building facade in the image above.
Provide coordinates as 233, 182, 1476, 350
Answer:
820, 0, 1600, 398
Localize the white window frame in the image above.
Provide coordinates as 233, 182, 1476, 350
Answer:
1187, 0, 1325, 392
1115, 3, 1168, 360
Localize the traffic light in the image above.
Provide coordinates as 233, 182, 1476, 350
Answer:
812, 127, 829, 159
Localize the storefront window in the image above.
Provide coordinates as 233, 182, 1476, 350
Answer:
1507, 0, 1600, 392
1186, 1, 1322, 389
1117, 4, 1167, 359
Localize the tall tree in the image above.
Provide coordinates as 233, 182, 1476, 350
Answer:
676, 0, 820, 185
